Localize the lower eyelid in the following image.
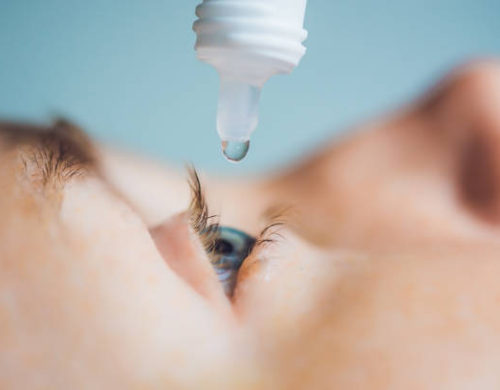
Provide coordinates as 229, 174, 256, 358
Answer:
235, 221, 294, 295
229, 219, 288, 288
237, 253, 261, 279
233, 238, 280, 292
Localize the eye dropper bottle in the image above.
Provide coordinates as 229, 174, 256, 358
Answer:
193, 0, 308, 162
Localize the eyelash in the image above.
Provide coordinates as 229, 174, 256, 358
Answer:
254, 206, 288, 248
186, 166, 219, 255
186, 166, 286, 262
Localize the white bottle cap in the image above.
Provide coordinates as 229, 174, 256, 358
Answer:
193, 0, 308, 160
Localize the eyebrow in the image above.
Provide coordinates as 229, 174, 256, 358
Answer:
0, 119, 97, 190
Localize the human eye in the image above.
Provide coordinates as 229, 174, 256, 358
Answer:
187, 167, 283, 297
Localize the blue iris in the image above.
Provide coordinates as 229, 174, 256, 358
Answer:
209, 226, 255, 296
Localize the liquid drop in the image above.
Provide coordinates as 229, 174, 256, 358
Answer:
221, 140, 250, 162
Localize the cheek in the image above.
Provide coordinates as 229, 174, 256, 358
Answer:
271, 250, 500, 389
233, 230, 363, 340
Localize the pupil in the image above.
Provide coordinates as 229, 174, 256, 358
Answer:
214, 239, 234, 255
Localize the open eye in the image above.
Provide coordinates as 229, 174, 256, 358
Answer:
208, 227, 255, 296
186, 167, 257, 296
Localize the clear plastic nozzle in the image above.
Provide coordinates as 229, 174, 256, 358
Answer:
216, 76, 261, 162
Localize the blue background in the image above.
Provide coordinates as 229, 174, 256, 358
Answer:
1, 0, 499, 173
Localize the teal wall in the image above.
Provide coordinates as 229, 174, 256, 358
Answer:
1, 1, 499, 173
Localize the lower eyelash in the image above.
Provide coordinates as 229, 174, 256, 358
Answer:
252, 205, 292, 252
254, 221, 285, 247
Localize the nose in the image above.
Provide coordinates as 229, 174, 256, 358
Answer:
422, 61, 500, 223
150, 212, 231, 315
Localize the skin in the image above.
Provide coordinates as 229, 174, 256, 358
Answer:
1, 60, 500, 389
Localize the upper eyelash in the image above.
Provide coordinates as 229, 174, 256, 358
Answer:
186, 165, 220, 254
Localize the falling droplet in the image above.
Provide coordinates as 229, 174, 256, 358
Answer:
221, 140, 250, 162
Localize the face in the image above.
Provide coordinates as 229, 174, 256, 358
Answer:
1, 60, 500, 389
